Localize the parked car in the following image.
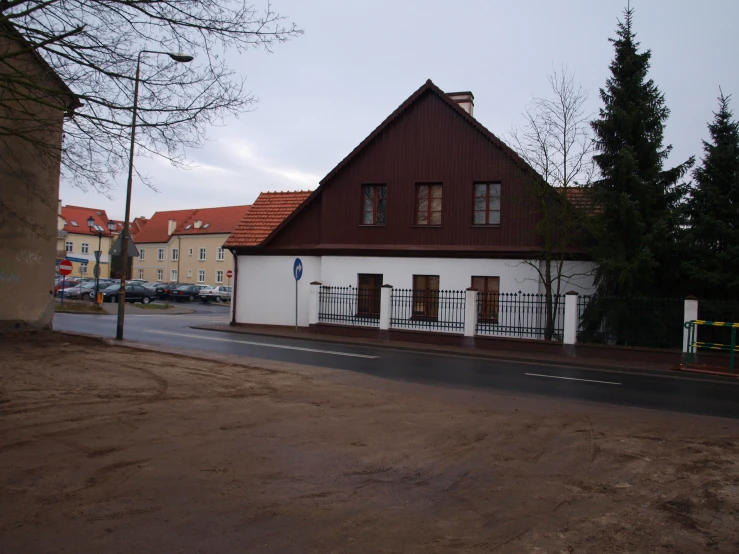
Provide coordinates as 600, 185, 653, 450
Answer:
171, 284, 208, 302
100, 283, 154, 304
199, 286, 232, 303
61, 282, 97, 300
155, 282, 184, 300
54, 279, 82, 296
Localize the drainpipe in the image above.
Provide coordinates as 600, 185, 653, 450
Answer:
177, 236, 181, 281
230, 252, 238, 326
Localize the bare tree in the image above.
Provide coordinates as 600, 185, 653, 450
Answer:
509, 67, 595, 339
0, 1, 302, 196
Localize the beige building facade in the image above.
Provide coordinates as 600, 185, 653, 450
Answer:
0, 24, 79, 330
133, 206, 250, 286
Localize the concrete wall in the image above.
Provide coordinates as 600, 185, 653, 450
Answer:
0, 35, 67, 331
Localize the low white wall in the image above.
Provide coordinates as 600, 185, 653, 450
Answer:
320, 256, 543, 292
536, 261, 597, 296
235, 255, 321, 327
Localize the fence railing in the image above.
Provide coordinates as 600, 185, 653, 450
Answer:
390, 289, 465, 333
318, 286, 380, 327
577, 295, 684, 349
476, 292, 565, 341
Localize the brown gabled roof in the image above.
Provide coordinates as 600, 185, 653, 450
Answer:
242, 79, 543, 249
133, 209, 196, 244
60, 205, 112, 236
559, 186, 600, 215
225, 191, 312, 248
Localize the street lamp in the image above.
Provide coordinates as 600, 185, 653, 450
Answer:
88, 216, 116, 304
116, 49, 194, 340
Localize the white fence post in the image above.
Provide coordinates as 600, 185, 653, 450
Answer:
464, 288, 478, 337
379, 285, 392, 331
563, 291, 579, 346
683, 295, 698, 353
309, 282, 321, 326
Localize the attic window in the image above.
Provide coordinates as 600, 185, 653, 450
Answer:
71, 220, 78, 226
185, 224, 192, 230
202, 223, 210, 229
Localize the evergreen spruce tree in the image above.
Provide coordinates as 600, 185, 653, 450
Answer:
684, 91, 739, 299
589, 7, 693, 299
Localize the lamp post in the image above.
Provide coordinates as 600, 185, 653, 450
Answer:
88, 216, 116, 304
116, 49, 194, 340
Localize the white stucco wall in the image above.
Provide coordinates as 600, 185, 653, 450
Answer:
235, 254, 594, 328
235, 255, 321, 327
536, 261, 597, 296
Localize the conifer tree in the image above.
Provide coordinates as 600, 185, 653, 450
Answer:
684, 91, 739, 299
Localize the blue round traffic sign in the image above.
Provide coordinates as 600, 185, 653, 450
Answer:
293, 258, 303, 281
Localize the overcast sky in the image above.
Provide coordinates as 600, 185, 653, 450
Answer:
59, 0, 739, 221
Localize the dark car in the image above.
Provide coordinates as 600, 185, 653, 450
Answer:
54, 278, 82, 296
171, 284, 206, 302
155, 282, 184, 300
100, 283, 154, 304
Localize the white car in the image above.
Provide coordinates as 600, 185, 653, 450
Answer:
199, 286, 232, 303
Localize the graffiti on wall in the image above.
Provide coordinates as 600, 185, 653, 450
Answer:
17, 250, 42, 265
0, 259, 21, 283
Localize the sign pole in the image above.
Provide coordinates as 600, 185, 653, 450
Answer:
292, 258, 303, 332
295, 277, 298, 332
61, 275, 65, 306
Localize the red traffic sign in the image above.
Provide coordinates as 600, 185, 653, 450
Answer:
58, 259, 73, 276
226, 269, 233, 279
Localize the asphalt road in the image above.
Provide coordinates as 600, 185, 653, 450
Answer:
53, 308, 739, 420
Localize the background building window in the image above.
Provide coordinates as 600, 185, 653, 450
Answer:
188, 248, 193, 256
81, 243, 89, 254
157, 269, 163, 281
472, 276, 500, 322
198, 269, 205, 283
412, 275, 440, 319
216, 270, 224, 283
217, 247, 225, 261
357, 273, 382, 315
79, 263, 88, 274
158, 248, 164, 261
199, 248, 206, 261
415, 184, 442, 225
172, 248, 179, 261
187, 269, 192, 278
171, 269, 178, 281
138, 269, 145, 280
139, 249, 145, 260
65, 241, 73, 253
474, 183, 501, 225
362, 184, 387, 225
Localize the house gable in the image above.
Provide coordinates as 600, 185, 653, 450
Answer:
255, 80, 543, 256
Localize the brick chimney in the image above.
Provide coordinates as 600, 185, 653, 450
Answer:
447, 91, 474, 116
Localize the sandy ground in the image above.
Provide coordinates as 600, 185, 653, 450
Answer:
1, 332, 739, 553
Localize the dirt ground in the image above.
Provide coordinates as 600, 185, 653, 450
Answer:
2, 332, 739, 553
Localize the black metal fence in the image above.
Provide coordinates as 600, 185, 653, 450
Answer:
475, 292, 565, 340
318, 286, 380, 327
390, 289, 465, 333
577, 295, 684, 349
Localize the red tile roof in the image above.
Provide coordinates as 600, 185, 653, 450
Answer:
60, 205, 112, 236
109, 217, 147, 238
225, 191, 312, 248
134, 206, 251, 244
559, 186, 600, 214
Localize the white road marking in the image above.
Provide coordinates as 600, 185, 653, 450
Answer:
151, 330, 380, 359
525, 373, 621, 385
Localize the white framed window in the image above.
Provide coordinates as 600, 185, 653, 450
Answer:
217, 247, 225, 261
171, 269, 178, 281
157, 269, 163, 281
187, 269, 192, 278
197, 269, 205, 283
158, 248, 164, 261
188, 248, 193, 256
216, 270, 224, 283
138, 269, 145, 280
81, 242, 89, 254
171, 248, 179, 261
198, 248, 206, 261
139, 249, 145, 261
79, 263, 88, 274
65, 241, 73, 253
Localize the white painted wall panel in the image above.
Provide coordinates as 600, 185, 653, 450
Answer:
536, 261, 597, 295
235, 255, 320, 326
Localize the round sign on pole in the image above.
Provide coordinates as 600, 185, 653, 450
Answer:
293, 258, 303, 281
59, 259, 73, 276
226, 269, 233, 279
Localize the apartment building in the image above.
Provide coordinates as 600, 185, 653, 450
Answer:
133, 205, 250, 285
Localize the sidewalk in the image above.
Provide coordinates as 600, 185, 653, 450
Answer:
191, 323, 702, 378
